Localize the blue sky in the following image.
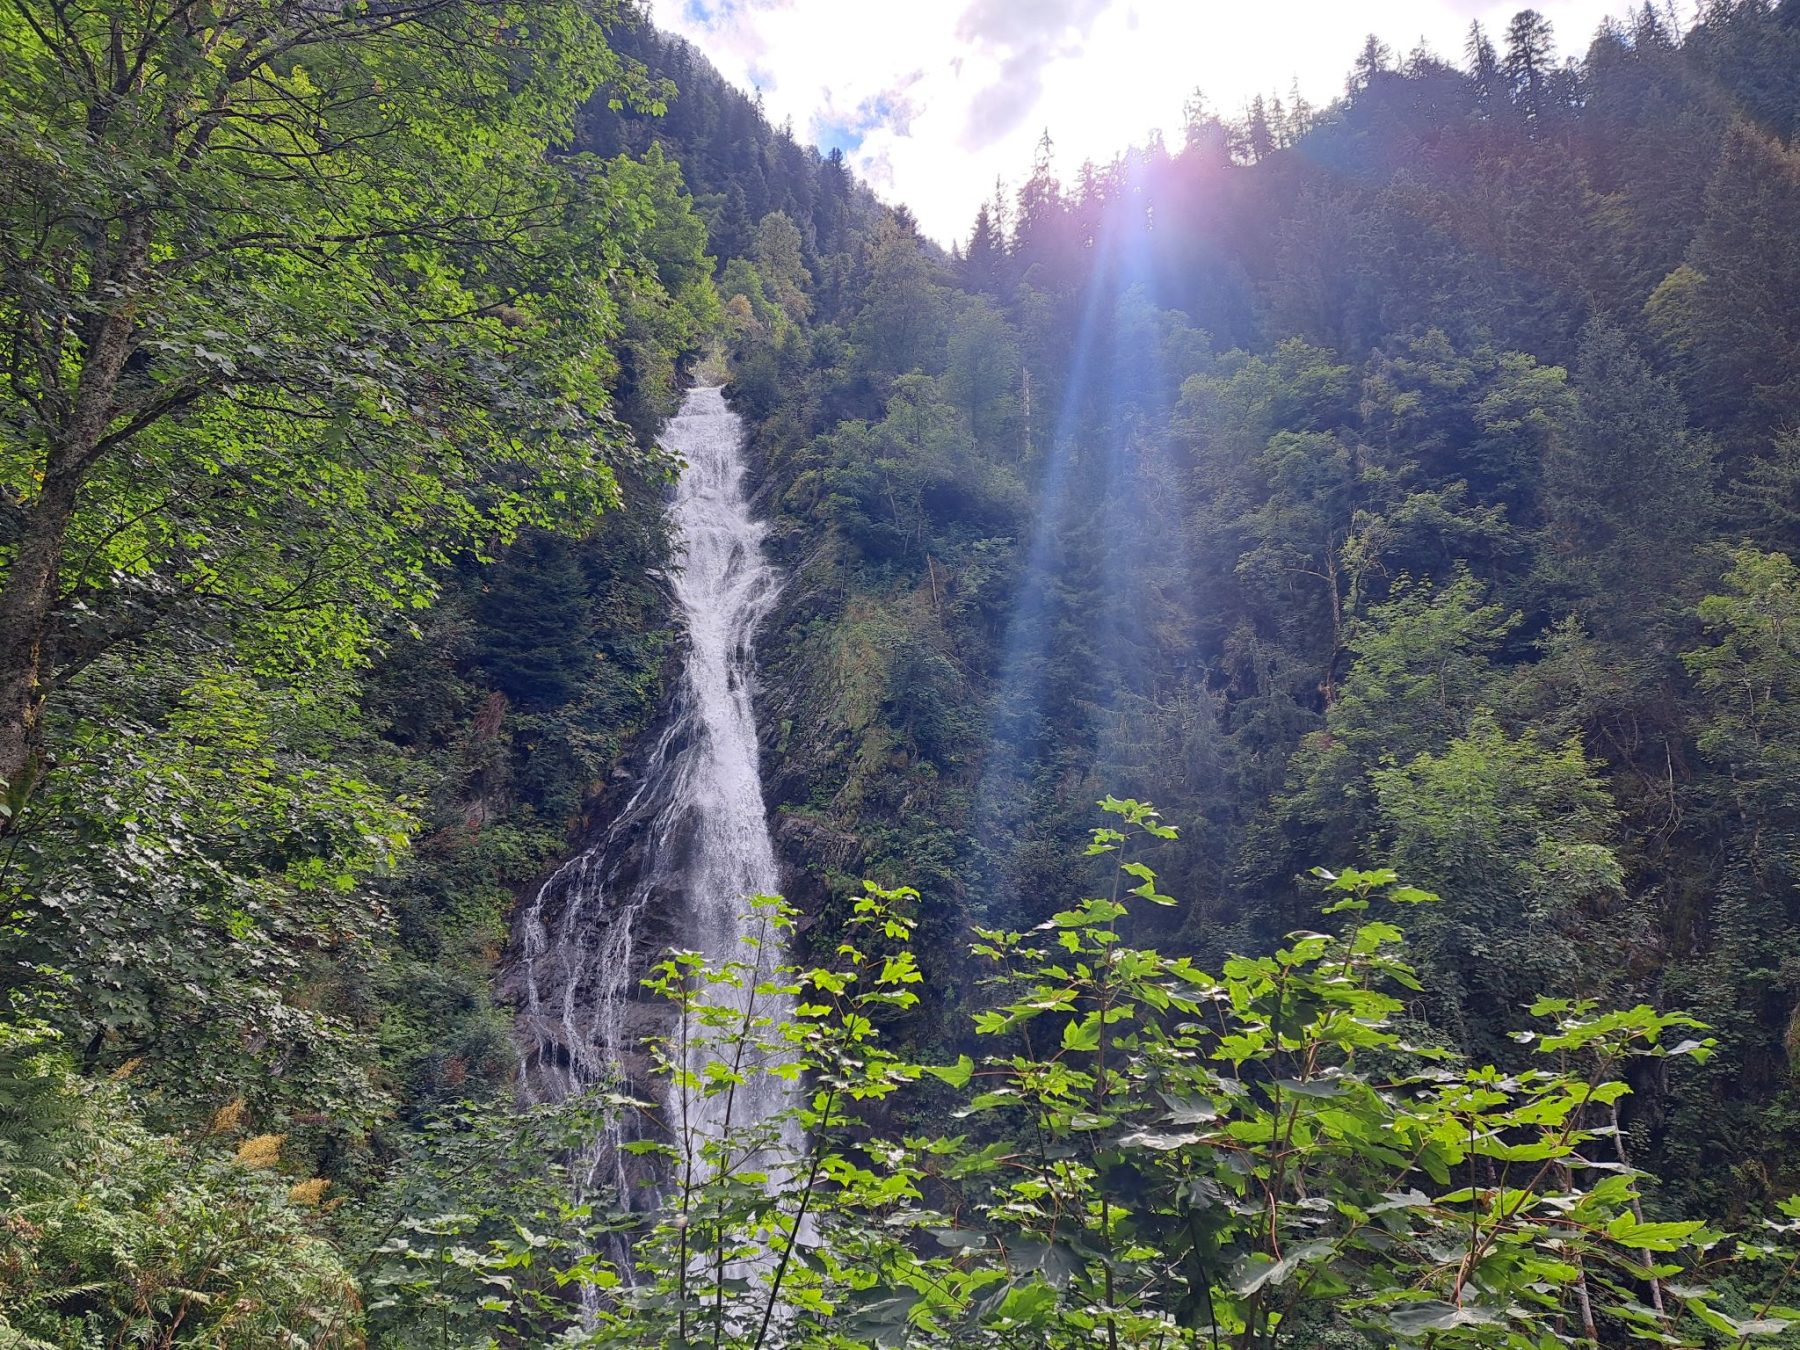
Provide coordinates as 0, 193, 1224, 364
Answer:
652, 0, 1633, 244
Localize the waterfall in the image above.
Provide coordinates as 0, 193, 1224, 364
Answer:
509, 384, 799, 1279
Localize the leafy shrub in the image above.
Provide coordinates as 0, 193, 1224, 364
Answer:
575, 799, 1791, 1350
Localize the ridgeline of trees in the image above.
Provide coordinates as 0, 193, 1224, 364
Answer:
6, 0, 1800, 1343
729, 0, 1800, 1221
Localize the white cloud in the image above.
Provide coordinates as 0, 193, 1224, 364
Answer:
649, 0, 1628, 246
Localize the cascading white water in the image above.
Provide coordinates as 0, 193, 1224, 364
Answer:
510, 384, 800, 1280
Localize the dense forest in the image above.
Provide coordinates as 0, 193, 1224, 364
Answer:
7, 0, 1800, 1343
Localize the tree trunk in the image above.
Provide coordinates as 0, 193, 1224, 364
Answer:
0, 471, 81, 811
0, 213, 148, 826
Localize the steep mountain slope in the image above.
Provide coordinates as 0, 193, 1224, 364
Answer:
588, 4, 1800, 1214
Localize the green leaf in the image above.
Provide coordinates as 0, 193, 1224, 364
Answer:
1229, 1241, 1333, 1295
1118, 1127, 1207, 1152
924, 1055, 974, 1089
929, 1227, 989, 1250
1386, 886, 1439, 905
1386, 1301, 1505, 1335
995, 1279, 1058, 1325
1604, 1214, 1705, 1250
1061, 1013, 1102, 1052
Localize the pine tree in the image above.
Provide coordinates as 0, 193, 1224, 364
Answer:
1467, 20, 1502, 117
1680, 121, 1800, 450
470, 531, 598, 711
1013, 130, 1067, 274
964, 201, 1006, 294
1540, 321, 1713, 629
1350, 34, 1394, 94
1505, 9, 1557, 127
1246, 95, 1276, 161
